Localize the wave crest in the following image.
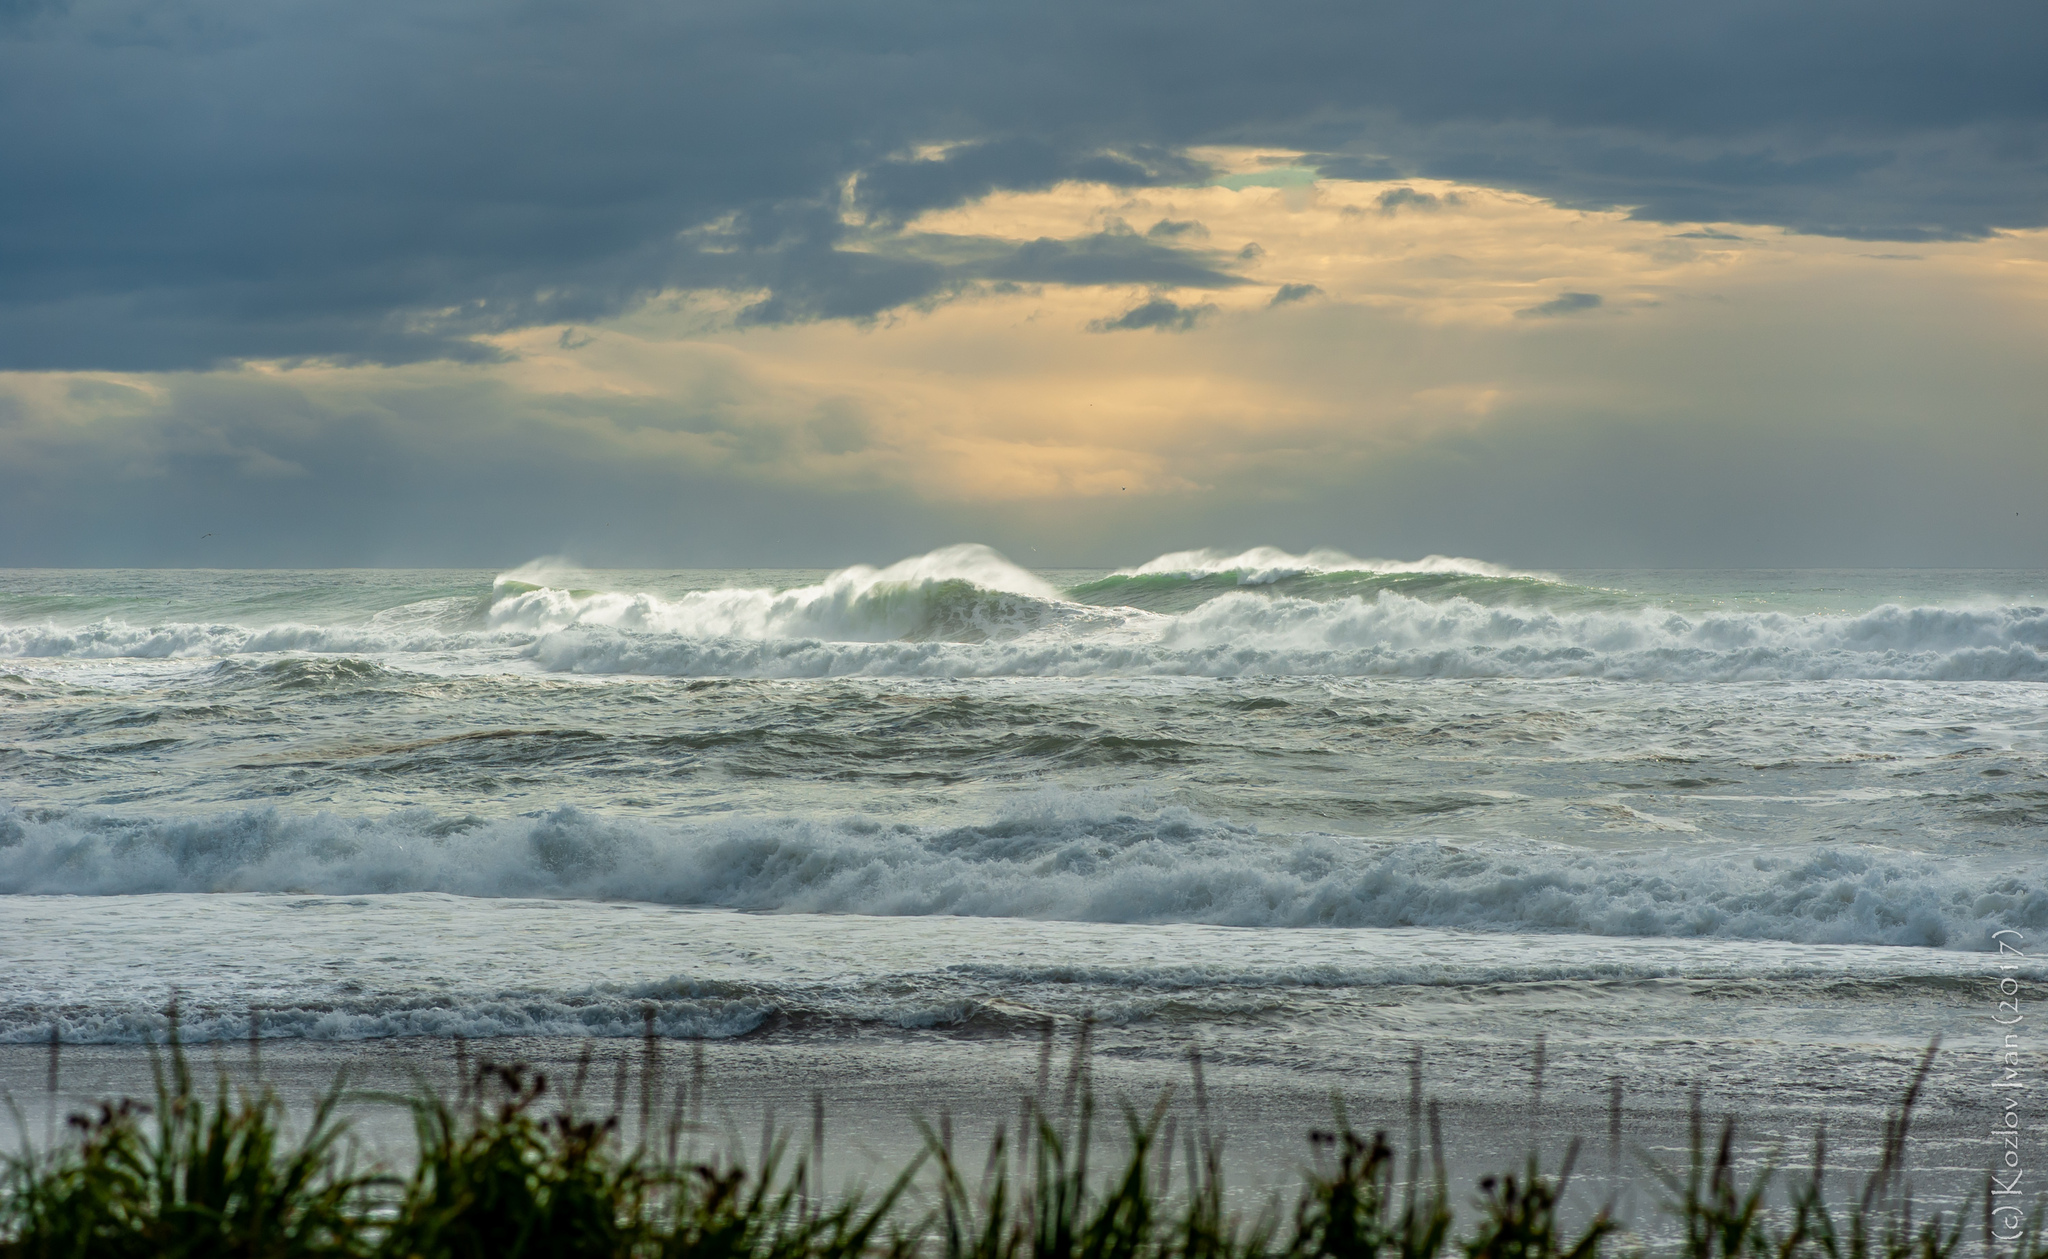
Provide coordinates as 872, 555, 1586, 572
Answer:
490, 544, 1073, 644
4, 546, 2044, 682
1116, 547, 1553, 584
3, 796, 2038, 949
524, 589, 2048, 681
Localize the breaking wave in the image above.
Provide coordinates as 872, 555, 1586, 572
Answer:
1114, 546, 1550, 583
490, 544, 1083, 644
524, 589, 2048, 681
3, 795, 2039, 949
2, 544, 2043, 682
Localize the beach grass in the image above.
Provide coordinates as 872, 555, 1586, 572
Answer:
0, 1016, 2018, 1259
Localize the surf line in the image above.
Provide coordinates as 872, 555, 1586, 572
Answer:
1990, 928, 2028, 1241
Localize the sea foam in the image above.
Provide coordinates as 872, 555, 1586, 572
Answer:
3, 545, 2044, 682
3, 794, 2038, 949
521, 588, 2048, 681
1116, 546, 1554, 585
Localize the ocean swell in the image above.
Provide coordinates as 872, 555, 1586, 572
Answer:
3, 796, 2038, 949
2, 546, 2043, 682
523, 590, 2048, 681
492, 544, 1071, 644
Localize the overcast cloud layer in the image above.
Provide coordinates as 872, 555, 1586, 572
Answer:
5, 0, 2046, 369
1, 0, 2044, 568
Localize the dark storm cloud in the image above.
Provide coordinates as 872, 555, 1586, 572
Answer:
1300, 154, 1403, 183
1517, 292, 1603, 319
1372, 187, 1462, 214
1269, 283, 1321, 306
3, 0, 2043, 369
1087, 298, 1215, 333
698, 216, 1248, 324
988, 233, 1248, 289
854, 140, 1208, 223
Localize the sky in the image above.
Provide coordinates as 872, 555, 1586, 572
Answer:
1, 0, 2044, 569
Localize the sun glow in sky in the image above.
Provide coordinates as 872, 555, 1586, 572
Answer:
483, 156, 2048, 505
2, 2, 2044, 567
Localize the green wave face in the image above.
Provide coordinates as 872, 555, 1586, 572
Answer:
1066, 568, 1626, 613
886, 577, 1072, 643
491, 579, 602, 599
0, 570, 498, 630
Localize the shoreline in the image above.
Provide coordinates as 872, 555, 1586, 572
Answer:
0, 1031, 1998, 1214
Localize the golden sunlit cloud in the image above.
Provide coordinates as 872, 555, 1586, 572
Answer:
459, 153, 2047, 502
7, 153, 2046, 513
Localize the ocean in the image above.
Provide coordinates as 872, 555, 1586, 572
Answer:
2, 548, 2043, 1198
